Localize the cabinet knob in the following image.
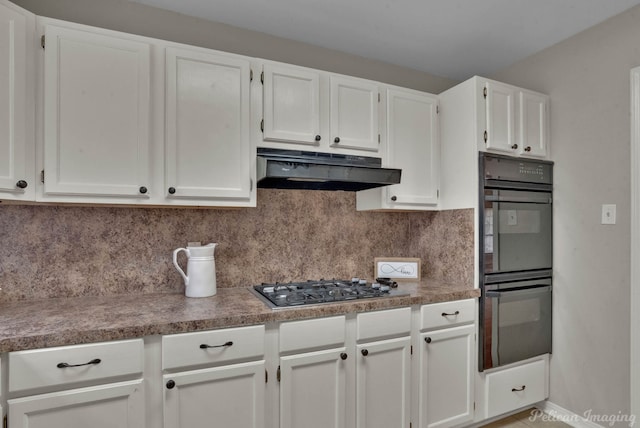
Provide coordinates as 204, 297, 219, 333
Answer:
168, 187, 176, 195
166, 380, 176, 389
524, 146, 532, 152
424, 337, 432, 344
315, 135, 321, 141
16, 180, 28, 189
340, 352, 348, 360
334, 137, 340, 143
139, 186, 148, 194
511, 144, 518, 150
391, 196, 397, 202
361, 349, 369, 356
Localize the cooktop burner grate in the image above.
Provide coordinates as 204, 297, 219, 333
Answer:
252, 278, 408, 308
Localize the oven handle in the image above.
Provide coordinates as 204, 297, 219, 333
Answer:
485, 190, 552, 204
485, 285, 552, 299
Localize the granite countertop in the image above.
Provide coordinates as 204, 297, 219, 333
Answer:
0, 279, 480, 353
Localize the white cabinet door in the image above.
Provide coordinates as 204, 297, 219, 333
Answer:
280, 348, 347, 428
385, 88, 439, 206
8, 380, 144, 428
163, 361, 265, 428
518, 90, 548, 158
330, 75, 379, 152
42, 24, 151, 198
262, 63, 321, 145
419, 324, 474, 428
165, 47, 252, 200
484, 81, 516, 154
0, 0, 34, 200
356, 337, 411, 428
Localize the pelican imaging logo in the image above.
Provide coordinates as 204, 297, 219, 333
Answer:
529, 408, 636, 427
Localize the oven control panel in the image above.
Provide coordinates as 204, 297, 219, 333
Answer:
482, 153, 553, 185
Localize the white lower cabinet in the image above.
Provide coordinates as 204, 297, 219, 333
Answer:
482, 356, 548, 419
5, 339, 145, 428
356, 337, 411, 428
8, 380, 144, 428
416, 300, 476, 428
161, 325, 267, 428
163, 361, 265, 428
279, 348, 347, 428
418, 325, 475, 428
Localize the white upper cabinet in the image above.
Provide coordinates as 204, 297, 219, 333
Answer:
259, 61, 381, 157
41, 21, 152, 199
262, 63, 320, 145
0, 0, 34, 200
356, 87, 439, 211
165, 46, 252, 202
329, 75, 379, 152
480, 78, 549, 158
518, 90, 549, 158
484, 81, 516, 154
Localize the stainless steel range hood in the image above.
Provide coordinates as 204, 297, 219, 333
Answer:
256, 148, 401, 191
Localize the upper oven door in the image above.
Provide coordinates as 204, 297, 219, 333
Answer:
482, 189, 552, 276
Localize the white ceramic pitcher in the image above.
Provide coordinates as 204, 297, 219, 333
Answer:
172, 243, 217, 297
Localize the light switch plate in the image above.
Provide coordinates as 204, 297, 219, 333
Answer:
601, 204, 616, 225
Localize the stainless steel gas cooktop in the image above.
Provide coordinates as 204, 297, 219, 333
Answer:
252, 278, 409, 309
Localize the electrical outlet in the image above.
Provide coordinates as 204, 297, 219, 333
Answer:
601, 204, 616, 225
507, 210, 518, 226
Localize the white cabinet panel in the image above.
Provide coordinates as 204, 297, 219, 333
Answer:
165, 46, 251, 200
8, 380, 144, 428
163, 361, 265, 428
519, 90, 549, 158
484, 358, 547, 419
484, 81, 516, 154
262, 63, 320, 145
9, 339, 143, 393
356, 337, 410, 428
162, 325, 265, 370
330, 75, 379, 152
42, 23, 151, 198
384, 88, 439, 206
280, 348, 346, 428
419, 324, 474, 428
0, 0, 34, 200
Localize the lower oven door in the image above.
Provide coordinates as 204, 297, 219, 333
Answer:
481, 279, 552, 371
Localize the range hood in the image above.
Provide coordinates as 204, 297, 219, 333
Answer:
256, 148, 401, 191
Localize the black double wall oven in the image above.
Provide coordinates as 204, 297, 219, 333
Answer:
479, 153, 553, 371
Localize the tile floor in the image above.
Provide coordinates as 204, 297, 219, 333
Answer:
481, 408, 572, 427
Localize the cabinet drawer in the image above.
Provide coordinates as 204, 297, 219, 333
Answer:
420, 299, 475, 330
280, 316, 345, 354
485, 358, 547, 418
9, 339, 143, 393
357, 307, 411, 341
163, 325, 265, 370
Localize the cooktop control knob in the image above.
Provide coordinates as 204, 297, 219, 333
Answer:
351, 277, 360, 283
359, 279, 367, 285
371, 283, 380, 289
380, 285, 390, 292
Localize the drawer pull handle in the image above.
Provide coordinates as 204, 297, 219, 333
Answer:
57, 358, 101, 369
511, 385, 526, 392
200, 341, 233, 349
441, 311, 460, 317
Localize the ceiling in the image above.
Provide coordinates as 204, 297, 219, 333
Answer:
128, 0, 640, 81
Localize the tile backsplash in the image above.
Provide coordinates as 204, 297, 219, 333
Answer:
0, 189, 473, 302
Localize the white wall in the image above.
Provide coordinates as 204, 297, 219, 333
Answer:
492, 5, 640, 419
